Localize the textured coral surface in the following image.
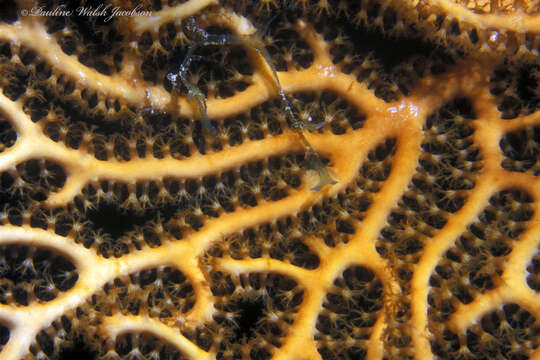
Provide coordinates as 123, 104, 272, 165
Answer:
0, 0, 539, 359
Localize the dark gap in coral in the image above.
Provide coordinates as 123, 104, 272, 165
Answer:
500, 125, 539, 175
85, 201, 178, 240
0, 324, 8, 345
0, 0, 18, 24
53, 95, 133, 136
57, 337, 97, 360
0, 118, 17, 152
232, 297, 266, 343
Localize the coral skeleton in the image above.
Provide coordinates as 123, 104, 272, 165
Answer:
0, 0, 538, 359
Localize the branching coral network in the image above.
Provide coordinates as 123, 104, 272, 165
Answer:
0, 0, 538, 359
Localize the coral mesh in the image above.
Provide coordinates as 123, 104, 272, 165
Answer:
0, 0, 539, 359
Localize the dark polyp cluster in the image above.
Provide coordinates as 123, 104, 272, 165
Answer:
500, 125, 540, 176
315, 265, 383, 360
431, 303, 540, 360
93, 265, 196, 318
0, 244, 78, 306
0, 112, 16, 153
182, 272, 304, 360
490, 63, 540, 120
428, 189, 535, 358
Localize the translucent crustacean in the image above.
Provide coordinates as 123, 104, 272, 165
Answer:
167, 16, 337, 191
